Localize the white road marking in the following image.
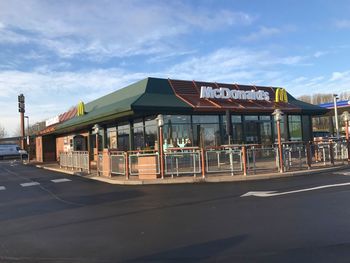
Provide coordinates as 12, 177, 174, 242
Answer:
334, 171, 350, 176
0, 186, 5, 190
241, 182, 350, 198
20, 182, 40, 187
51, 178, 71, 183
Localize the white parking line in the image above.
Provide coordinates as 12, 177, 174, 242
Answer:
0, 186, 5, 191
51, 178, 71, 183
20, 182, 40, 187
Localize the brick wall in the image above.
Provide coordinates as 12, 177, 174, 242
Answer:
36, 136, 43, 162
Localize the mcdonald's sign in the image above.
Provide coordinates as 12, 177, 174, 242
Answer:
275, 88, 288, 103
77, 101, 85, 116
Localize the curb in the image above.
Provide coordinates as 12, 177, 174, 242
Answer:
34, 163, 350, 186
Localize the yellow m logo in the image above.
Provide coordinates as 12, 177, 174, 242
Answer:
275, 88, 288, 103
77, 101, 85, 116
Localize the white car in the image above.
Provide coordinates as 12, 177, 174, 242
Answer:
0, 144, 28, 160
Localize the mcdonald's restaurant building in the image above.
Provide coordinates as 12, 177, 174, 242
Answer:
35, 77, 327, 164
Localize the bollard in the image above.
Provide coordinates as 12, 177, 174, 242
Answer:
201, 148, 205, 178
329, 141, 335, 165
242, 146, 247, 176
125, 152, 129, 180
306, 142, 312, 169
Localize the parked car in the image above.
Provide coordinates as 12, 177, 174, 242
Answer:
0, 144, 28, 160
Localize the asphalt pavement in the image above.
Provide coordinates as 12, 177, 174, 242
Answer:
1, 160, 350, 262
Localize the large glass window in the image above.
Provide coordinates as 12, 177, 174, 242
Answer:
163, 115, 192, 148
244, 116, 259, 143
259, 116, 272, 146
192, 115, 220, 147
288, 115, 302, 141
118, 123, 130, 151
133, 119, 144, 150
107, 126, 117, 149
145, 116, 157, 149
245, 115, 259, 121
231, 115, 243, 144
273, 115, 286, 142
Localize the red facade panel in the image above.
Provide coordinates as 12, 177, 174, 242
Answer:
168, 79, 301, 113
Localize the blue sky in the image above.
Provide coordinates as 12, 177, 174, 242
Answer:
1, 0, 350, 135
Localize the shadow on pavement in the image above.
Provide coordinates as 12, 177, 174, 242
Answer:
0, 189, 145, 221
127, 235, 247, 262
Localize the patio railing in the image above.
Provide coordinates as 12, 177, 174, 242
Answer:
59, 151, 90, 173
59, 138, 349, 179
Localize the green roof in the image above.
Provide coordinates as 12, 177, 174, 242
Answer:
55, 77, 328, 134
287, 94, 329, 114
55, 77, 191, 133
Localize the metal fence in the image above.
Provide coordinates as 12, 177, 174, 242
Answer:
205, 147, 242, 175
247, 146, 278, 173
164, 148, 201, 177
282, 143, 308, 171
128, 151, 160, 177
333, 140, 348, 164
97, 153, 103, 175
59, 151, 89, 172
59, 139, 349, 179
110, 151, 126, 176
311, 142, 332, 165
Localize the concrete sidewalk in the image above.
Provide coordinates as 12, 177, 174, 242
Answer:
31, 162, 350, 185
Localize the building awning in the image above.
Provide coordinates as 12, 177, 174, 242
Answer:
47, 77, 329, 134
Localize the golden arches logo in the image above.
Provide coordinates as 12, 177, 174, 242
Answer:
275, 88, 288, 103
77, 101, 85, 116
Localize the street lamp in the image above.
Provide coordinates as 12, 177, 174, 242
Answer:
156, 114, 164, 179
92, 124, 101, 175
341, 111, 350, 162
272, 109, 284, 173
24, 116, 30, 161
333, 94, 340, 138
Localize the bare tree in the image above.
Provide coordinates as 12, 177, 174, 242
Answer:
0, 124, 7, 138
298, 92, 350, 105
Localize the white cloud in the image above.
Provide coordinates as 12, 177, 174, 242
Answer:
166, 48, 307, 83
335, 19, 350, 29
330, 71, 350, 81
288, 71, 350, 97
241, 26, 281, 42
0, 0, 254, 59
0, 68, 150, 135
313, 51, 328, 58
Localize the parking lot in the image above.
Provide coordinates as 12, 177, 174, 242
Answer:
1, 161, 350, 262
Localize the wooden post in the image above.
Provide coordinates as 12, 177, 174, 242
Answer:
346, 121, 350, 163
242, 146, 247, 176
125, 151, 129, 180
201, 148, 205, 178
277, 120, 284, 173
306, 142, 312, 169
329, 141, 335, 165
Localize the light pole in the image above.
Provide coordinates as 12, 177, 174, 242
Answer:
156, 114, 164, 179
341, 111, 350, 163
272, 109, 284, 173
24, 116, 30, 161
92, 124, 101, 175
333, 94, 340, 138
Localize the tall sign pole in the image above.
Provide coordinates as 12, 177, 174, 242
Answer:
333, 94, 339, 138
18, 94, 25, 149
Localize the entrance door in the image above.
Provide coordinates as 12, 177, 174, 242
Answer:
260, 122, 272, 146
245, 121, 260, 144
